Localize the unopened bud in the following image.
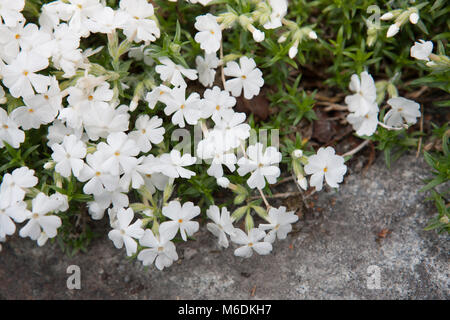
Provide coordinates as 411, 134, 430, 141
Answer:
380, 12, 394, 20
439, 216, 449, 224
409, 12, 419, 24
297, 175, 308, 190
387, 23, 400, 37
308, 30, 318, 40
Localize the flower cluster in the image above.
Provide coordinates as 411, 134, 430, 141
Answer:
344, 71, 421, 137
0, 0, 436, 267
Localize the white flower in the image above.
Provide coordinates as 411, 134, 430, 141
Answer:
196, 53, 219, 87
0, 167, 38, 205
384, 97, 421, 127
347, 109, 379, 136
97, 132, 140, 176
237, 143, 281, 189
86, 6, 128, 34
129, 115, 165, 153
201, 86, 236, 122
264, 0, 288, 29
211, 110, 250, 151
0, 0, 25, 27
154, 149, 197, 179
51, 23, 83, 78
387, 23, 400, 38
90, 189, 129, 218
231, 228, 272, 258
224, 56, 264, 99
143, 171, 168, 194
24, 77, 62, 116
108, 207, 144, 256
120, 0, 160, 43
410, 40, 433, 61
138, 229, 178, 270
197, 137, 237, 178
0, 197, 28, 239
19, 193, 62, 242
155, 57, 198, 87
128, 45, 154, 66
49, 192, 69, 213
0, 108, 25, 148
216, 176, 230, 188
145, 85, 172, 109
206, 205, 235, 248
11, 96, 57, 130
345, 71, 377, 117
163, 86, 201, 128
83, 104, 130, 141
2, 51, 50, 98
160, 201, 200, 241
304, 147, 347, 191
62, 0, 104, 37
140, 155, 169, 194
47, 120, 83, 147
51, 134, 86, 178
194, 14, 221, 54
259, 206, 298, 243
78, 152, 119, 195
118, 156, 155, 190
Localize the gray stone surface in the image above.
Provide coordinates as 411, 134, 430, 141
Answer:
0, 154, 448, 299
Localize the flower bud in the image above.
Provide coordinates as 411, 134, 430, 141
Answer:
308, 31, 318, 40
278, 34, 288, 43
439, 216, 449, 224
386, 23, 400, 37
252, 29, 265, 42
293, 149, 303, 158
297, 175, 308, 190
43, 161, 55, 170
380, 12, 394, 20
289, 45, 298, 59
217, 177, 230, 188
409, 12, 419, 24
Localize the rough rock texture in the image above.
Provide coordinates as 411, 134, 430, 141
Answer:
0, 154, 448, 299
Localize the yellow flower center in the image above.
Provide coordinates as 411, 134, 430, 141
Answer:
216, 105, 220, 110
